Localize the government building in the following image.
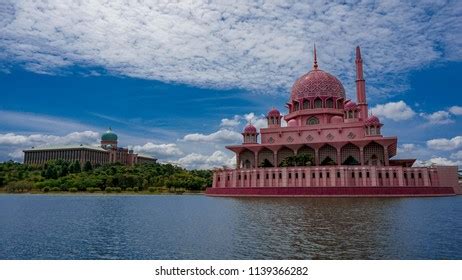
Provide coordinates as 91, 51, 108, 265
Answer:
206, 46, 460, 197
23, 128, 156, 166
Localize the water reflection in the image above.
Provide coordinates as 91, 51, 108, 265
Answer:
0, 195, 460, 259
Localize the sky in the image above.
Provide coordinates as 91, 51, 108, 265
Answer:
1, 0, 461, 169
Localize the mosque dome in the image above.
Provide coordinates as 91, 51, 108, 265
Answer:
243, 124, 257, 134
287, 119, 297, 127
365, 115, 381, 126
291, 69, 345, 101
344, 100, 357, 110
290, 45, 345, 102
330, 115, 343, 123
267, 108, 281, 117
101, 128, 118, 141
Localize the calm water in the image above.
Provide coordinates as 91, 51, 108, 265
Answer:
0, 194, 461, 259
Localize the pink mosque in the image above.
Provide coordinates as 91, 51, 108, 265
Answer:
206, 46, 461, 197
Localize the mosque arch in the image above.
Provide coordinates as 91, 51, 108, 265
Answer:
303, 99, 310, 109
340, 143, 360, 165
364, 142, 385, 166
307, 117, 319, 125
297, 146, 316, 165
336, 98, 344, 109
277, 147, 295, 166
314, 98, 323, 108
239, 149, 255, 169
325, 98, 334, 108
258, 148, 274, 168
319, 144, 337, 165
294, 101, 300, 111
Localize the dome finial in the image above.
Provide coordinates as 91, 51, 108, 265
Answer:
313, 43, 318, 70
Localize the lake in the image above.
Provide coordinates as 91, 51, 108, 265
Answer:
0, 194, 461, 259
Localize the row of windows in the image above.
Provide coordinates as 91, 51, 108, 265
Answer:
344, 111, 358, 119
291, 98, 343, 112
219, 171, 424, 181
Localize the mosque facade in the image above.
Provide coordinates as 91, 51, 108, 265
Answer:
23, 128, 156, 166
206, 46, 460, 196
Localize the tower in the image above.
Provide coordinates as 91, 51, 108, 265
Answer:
242, 123, 258, 144
355, 46, 368, 120
267, 108, 282, 128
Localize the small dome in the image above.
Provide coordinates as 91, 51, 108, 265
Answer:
243, 124, 257, 134
267, 108, 281, 117
365, 115, 381, 126
101, 128, 118, 141
344, 100, 357, 110
287, 119, 297, 127
331, 116, 343, 123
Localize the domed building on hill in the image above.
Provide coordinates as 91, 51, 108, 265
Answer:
207, 46, 460, 197
23, 128, 156, 166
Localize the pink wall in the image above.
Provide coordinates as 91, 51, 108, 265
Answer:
212, 166, 459, 190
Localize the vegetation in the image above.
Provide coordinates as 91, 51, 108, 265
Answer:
5, 180, 34, 193
259, 159, 274, 168
257, 154, 316, 168
279, 154, 314, 167
0, 160, 212, 194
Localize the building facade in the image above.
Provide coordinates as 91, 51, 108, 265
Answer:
206, 46, 460, 197
23, 128, 156, 166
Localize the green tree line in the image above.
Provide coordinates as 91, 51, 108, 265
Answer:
0, 160, 212, 193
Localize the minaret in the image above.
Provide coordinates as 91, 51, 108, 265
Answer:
355, 46, 368, 119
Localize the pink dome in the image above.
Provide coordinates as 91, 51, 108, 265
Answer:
267, 108, 280, 117
243, 124, 257, 134
287, 119, 297, 127
331, 116, 343, 123
365, 115, 381, 126
290, 69, 345, 102
344, 100, 357, 110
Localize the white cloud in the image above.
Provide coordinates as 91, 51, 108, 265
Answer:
181, 129, 241, 143
449, 106, 462, 115
399, 143, 417, 153
1, 1, 461, 95
173, 151, 235, 169
0, 131, 101, 161
243, 113, 268, 130
0, 131, 100, 147
450, 150, 462, 160
370, 101, 416, 121
420, 110, 454, 125
426, 136, 462, 151
220, 116, 241, 127
130, 142, 183, 158
415, 157, 462, 167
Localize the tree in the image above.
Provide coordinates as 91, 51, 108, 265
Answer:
70, 161, 81, 173
44, 165, 58, 179
58, 163, 69, 177
83, 161, 93, 172
321, 156, 336, 165
259, 159, 274, 168
279, 154, 314, 167
343, 156, 360, 165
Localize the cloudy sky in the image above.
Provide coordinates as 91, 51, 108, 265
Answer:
1, 0, 461, 169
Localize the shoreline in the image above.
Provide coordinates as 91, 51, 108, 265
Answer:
0, 190, 205, 196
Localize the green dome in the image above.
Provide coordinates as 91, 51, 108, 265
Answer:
101, 128, 118, 141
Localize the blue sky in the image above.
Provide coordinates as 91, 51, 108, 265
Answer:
1, 0, 461, 168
